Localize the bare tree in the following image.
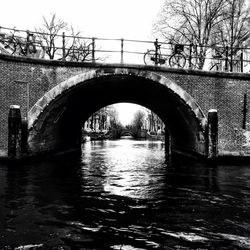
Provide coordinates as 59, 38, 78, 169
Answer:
216, 0, 250, 47
147, 110, 164, 134
35, 13, 92, 61
35, 13, 68, 59
155, 0, 226, 43
154, 0, 250, 70
106, 106, 122, 129
154, 0, 228, 68
66, 37, 92, 62
214, 0, 250, 70
131, 110, 145, 131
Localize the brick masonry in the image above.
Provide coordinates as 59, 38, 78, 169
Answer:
0, 54, 250, 157
163, 70, 250, 155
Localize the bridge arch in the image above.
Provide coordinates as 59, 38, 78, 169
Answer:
28, 68, 207, 157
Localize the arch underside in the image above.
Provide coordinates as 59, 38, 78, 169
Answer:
28, 70, 207, 158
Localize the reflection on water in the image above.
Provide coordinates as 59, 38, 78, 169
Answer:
81, 140, 165, 199
0, 139, 250, 249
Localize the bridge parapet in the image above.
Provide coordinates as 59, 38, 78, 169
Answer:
1, 26, 250, 73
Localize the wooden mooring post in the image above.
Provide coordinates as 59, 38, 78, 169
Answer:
207, 109, 218, 161
8, 105, 22, 159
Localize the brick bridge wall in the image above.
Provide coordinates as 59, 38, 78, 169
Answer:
0, 54, 250, 157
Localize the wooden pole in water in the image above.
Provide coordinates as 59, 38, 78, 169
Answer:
207, 109, 218, 161
8, 105, 22, 159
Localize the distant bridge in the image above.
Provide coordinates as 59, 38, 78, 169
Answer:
119, 129, 136, 138
109, 128, 147, 139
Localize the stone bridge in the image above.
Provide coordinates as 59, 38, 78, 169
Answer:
1, 53, 250, 160
109, 128, 146, 139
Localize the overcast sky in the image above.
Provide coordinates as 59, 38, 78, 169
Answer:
0, 0, 165, 125
1, 0, 164, 39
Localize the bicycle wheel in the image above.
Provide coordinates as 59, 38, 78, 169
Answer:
210, 63, 220, 71
144, 50, 159, 65
190, 58, 200, 70
169, 53, 186, 68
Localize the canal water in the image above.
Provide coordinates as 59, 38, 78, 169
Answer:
0, 139, 250, 249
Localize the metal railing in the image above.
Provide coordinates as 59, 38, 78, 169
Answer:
0, 26, 250, 73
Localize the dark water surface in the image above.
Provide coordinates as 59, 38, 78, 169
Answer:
1, 139, 250, 249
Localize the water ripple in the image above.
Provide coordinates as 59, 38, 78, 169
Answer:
1, 140, 250, 249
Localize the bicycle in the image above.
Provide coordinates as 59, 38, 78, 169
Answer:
168, 44, 186, 68
3, 30, 37, 56
184, 44, 224, 71
143, 40, 166, 65
143, 40, 186, 68
209, 45, 225, 71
